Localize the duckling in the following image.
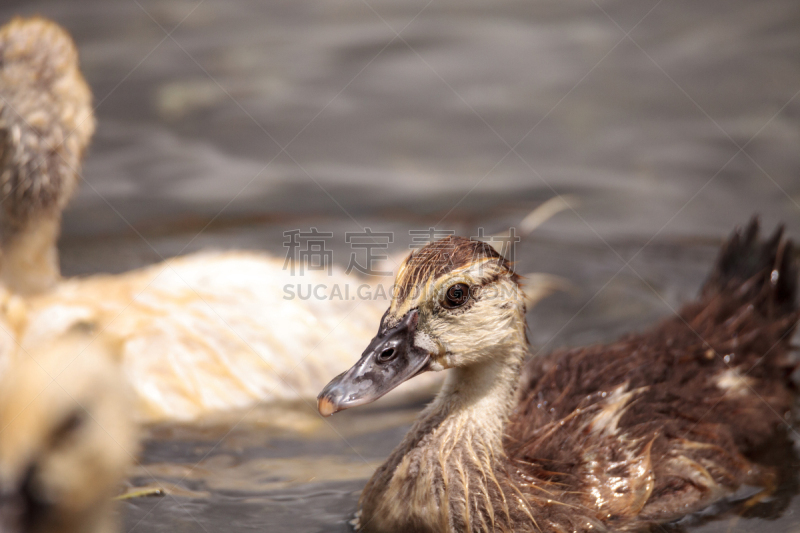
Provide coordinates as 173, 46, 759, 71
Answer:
318, 218, 799, 532
0, 324, 137, 533
0, 16, 95, 295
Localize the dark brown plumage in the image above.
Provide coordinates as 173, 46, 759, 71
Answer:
319, 218, 799, 533
0, 16, 95, 293
505, 219, 798, 531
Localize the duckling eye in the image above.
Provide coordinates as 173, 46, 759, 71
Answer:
443, 283, 470, 309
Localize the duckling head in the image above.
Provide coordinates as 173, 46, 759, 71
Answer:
0, 16, 96, 294
0, 16, 95, 216
0, 329, 136, 533
318, 236, 527, 415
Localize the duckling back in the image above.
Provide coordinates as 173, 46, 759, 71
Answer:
507, 218, 799, 531
0, 17, 95, 294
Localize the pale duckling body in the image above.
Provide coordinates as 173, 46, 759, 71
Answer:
0, 325, 137, 533
319, 219, 798, 532
14, 252, 387, 422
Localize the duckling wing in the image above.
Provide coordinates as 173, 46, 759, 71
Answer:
506, 218, 799, 530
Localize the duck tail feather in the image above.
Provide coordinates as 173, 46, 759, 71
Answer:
701, 216, 798, 316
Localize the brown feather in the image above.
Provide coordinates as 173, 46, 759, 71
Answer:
505, 217, 798, 531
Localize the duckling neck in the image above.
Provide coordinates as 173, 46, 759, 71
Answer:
433, 346, 525, 445
359, 343, 527, 532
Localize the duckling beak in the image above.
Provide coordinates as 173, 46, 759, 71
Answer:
317, 309, 430, 416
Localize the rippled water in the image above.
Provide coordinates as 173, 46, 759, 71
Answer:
2, 0, 800, 531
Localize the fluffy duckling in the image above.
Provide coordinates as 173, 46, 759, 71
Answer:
0, 325, 137, 533
0, 16, 95, 295
318, 219, 798, 532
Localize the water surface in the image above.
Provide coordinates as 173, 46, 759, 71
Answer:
1, 0, 799, 531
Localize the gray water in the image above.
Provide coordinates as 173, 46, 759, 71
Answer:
2, 0, 800, 531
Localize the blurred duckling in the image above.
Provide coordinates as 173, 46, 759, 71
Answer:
319, 218, 798, 532
0, 323, 136, 533
0, 16, 94, 295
